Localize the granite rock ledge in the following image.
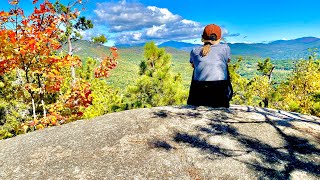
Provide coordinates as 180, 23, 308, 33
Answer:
0, 105, 319, 179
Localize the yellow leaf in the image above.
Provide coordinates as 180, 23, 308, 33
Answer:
23, 125, 29, 132
36, 124, 44, 130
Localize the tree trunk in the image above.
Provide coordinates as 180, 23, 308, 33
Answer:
268, 66, 275, 84
25, 66, 37, 120
264, 66, 275, 108
32, 98, 36, 120
68, 36, 76, 85
37, 74, 46, 117
263, 97, 269, 108
41, 98, 46, 117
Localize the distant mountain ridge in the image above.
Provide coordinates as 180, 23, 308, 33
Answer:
72, 37, 320, 60
158, 37, 320, 60
271, 37, 320, 44
159, 41, 197, 51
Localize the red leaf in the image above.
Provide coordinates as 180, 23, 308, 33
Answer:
40, 4, 46, 12
21, 19, 28, 26
8, 31, 16, 43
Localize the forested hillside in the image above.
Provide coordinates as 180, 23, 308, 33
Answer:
69, 40, 299, 89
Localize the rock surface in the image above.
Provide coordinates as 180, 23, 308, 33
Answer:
0, 105, 320, 179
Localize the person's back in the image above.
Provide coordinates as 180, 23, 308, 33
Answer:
190, 43, 230, 81
187, 24, 233, 108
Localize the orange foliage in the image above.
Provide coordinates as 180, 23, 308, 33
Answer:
0, 0, 77, 94
0, 0, 118, 131
94, 47, 118, 78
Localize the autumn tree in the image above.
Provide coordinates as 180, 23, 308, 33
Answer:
54, 0, 93, 84
0, 0, 74, 120
0, 0, 120, 136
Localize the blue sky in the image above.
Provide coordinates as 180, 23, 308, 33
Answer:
2, 0, 320, 46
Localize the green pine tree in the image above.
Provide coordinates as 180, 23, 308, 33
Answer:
126, 42, 187, 108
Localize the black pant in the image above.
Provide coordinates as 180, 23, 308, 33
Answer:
187, 80, 230, 108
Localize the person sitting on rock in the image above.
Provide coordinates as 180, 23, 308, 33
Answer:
187, 24, 233, 108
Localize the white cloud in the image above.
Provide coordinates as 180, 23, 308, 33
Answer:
147, 6, 180, 23
91, 1, 240, 45
79, 30, 94, 40
94, 1, 181, 32
146, 25, 167, 37
132, 32, 142, 41
115, 19, 203, 45
79, 26, 109, 41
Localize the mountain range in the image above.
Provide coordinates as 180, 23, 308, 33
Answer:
158, 37, 320, 60
72, 37, 320, 61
